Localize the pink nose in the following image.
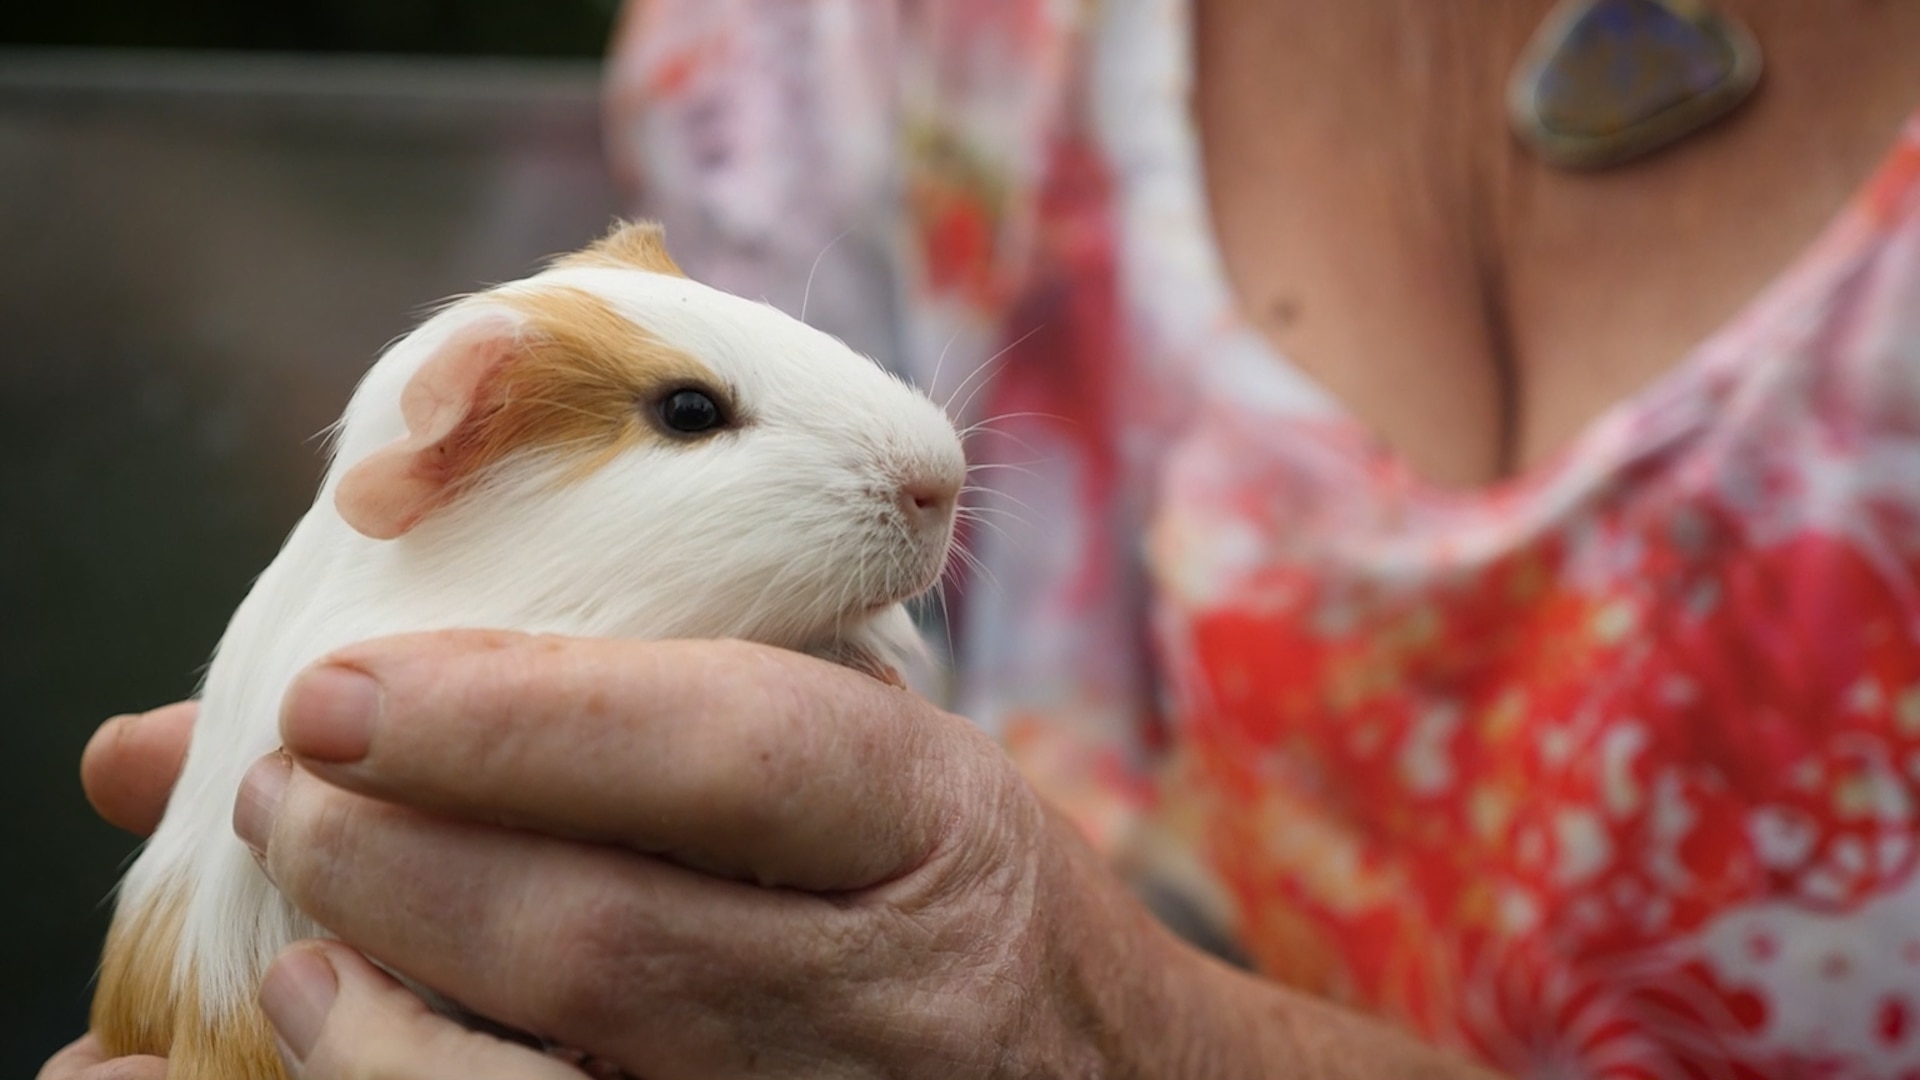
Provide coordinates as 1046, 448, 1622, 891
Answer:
898, 476, 960, 530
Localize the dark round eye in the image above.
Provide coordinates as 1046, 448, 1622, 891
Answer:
659, 389, 723, 434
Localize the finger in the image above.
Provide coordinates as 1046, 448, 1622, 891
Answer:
247, 760, 846, 1073
277, 631, 981, 890
81, 701, 197, 836
263, 940, 586, 1080
34, 1034, 166, 1080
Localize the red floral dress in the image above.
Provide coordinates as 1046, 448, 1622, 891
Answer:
611, 2, 1920, 1075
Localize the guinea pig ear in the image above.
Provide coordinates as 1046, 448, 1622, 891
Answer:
334, 312, 526, 540
554, 219, 687, 277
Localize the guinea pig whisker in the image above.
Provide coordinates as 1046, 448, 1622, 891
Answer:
952, 535, 1012, 582
958, 428, 1046, 463
962, 485, 1039, 521
957, 485, 1029, 505
958, 409, 1072, 437
946, 538, 1000, 593
943, 347, 1014, 423
927, 328, 963, 403
940, 324, 1041, 422
946, 535, 985, 575
920, 589, 958, 664
936, 584, 959, 656
958, 463, 1042, 485
799, 227, 853, 327
954, 510, 1020, 546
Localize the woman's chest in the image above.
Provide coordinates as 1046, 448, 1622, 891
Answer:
1191, 0, 1920, 491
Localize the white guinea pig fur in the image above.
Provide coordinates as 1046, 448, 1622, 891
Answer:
92, 221, 967, 1079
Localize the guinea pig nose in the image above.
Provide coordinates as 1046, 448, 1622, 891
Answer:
898, 475, 960, 528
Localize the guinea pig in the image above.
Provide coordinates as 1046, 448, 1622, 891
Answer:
90, 220, 967, 1079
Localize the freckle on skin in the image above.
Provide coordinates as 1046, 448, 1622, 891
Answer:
1268, 296, 1301, 329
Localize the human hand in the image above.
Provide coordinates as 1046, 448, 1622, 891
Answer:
34, 1034, 165, 1080
237, 629, 1182, 1078
57, 647, 1143, 1079
61, 634, 1502, 1080
39, 704, 197, 1080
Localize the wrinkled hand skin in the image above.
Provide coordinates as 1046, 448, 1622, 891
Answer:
239, 630, 1167, 1078
55, 633, 1505, 1080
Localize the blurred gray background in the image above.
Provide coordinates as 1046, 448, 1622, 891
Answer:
0, 38, 624, 1072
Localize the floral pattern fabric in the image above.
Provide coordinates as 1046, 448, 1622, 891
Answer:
610, 2, 1920, 1076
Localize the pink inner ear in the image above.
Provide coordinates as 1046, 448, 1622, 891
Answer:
335, 313, 525, 540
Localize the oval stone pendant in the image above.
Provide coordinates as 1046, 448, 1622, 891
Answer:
1507, 0, 1763, 170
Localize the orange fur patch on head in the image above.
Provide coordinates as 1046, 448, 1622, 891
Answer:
335, 282, 732, 539
449, 284, 732, 485
94, 878, 288, 1079
555, 219, 687, 277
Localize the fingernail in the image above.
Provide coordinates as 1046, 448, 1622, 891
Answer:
234, 753, 291, 858
260, 944, 338, 1063
283, 666, 381, 763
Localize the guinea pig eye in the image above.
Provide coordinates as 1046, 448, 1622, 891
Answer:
659, 388, 723, 434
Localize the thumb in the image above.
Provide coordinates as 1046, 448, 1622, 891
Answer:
261, 941, 588, 1079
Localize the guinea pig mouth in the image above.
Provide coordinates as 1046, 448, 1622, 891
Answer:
879, 537, 956, 607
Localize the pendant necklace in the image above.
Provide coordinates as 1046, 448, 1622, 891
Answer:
1508, 0, 1764, 170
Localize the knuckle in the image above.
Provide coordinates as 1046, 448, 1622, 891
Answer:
305, 1004, 413, 1080
280, 779, 357, 860
266, 784, 384, 914
534, 883, 670, 1042
792, 908, 881, 982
